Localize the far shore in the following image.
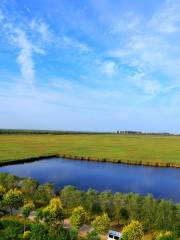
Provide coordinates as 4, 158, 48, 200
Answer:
1, 153, 180, 168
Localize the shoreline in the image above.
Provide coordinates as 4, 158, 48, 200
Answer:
0, 154, 180, 168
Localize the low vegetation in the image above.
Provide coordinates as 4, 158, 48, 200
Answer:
0, 172, 180, 239
0, 134, 180, 167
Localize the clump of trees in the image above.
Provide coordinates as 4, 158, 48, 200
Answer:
122, 220, 144, 240
70, 206, 86, 229
92, 213, 110, 234
43, 197, 64, 230
0, 172, 180, 240
3, 188, 23, 215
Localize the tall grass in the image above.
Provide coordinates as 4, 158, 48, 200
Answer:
0, 134, 180, 167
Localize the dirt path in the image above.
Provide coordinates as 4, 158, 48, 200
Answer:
64, 219, 107, 240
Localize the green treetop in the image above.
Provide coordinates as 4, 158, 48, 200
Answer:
92, 213, 110, 234
3, 188, 23, 214
70, 206, 87, 229
122, 220, 144, 240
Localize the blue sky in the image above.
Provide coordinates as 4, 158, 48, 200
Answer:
0, 0, 180, 132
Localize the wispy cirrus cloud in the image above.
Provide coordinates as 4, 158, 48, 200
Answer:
0, 11, 49, 87
30, 20, 53, 43
48, 77, 122, 100
61, 36, 91, 53
12, 28, 36, 86
149, 0, 180, 34
107, 0, 180, 97
0, 7, 91, 89
109, 12, 140, 34
100, 61, 118, 77
128, 72, 175, 97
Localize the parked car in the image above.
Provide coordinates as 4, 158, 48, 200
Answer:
107, 230, 122, 240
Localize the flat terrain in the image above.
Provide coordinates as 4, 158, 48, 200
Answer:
0, 134, 180, 166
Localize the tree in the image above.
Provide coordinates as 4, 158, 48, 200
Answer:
84, 188, 99, 215
35, 208, 44, 223
3, 188, 23, 214
68, 228, 78, 240
22, 201, 35, 232
60, 186, 83, 212
70, 206, 86, 229
126, 193, 143, 221
0, 173, 17, 190
142, 194, 157, 231
43, 197, 64, 230
113, 192, 123, 224
154, 200, 177, 231
30, 222, 48, 240
34, 183, 55, 207
86, 231, 100, 240
22, 230, 31, 240
0, 219, 24, 240
48, 230, 69, 240
122, 220, 144, 240
20, 178, 38, 197
98, 191, 113, 216
92, 213, 110, 234
155, 231, 176, 240
0, 185, 6, 200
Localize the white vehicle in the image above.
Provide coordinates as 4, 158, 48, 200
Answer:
107, 230, 122, 240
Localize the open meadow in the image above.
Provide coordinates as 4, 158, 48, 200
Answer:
0, 134, 180, 167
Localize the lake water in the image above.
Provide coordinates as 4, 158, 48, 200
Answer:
0, 157, 180, 202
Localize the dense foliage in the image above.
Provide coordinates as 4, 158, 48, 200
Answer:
70, 206, 86, 229
122, 220, 144, 240
0, 172, 180, 239
92, 213, 110, 234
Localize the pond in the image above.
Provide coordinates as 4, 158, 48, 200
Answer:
0, 157, 180, 202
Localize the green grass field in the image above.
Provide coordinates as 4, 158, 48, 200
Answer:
0, 134, 180, 167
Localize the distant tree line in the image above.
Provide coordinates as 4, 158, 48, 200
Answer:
0, 172, 180, 240
0, 129, 113, 135
0, 129, 178, 136
116, 131, 177, 136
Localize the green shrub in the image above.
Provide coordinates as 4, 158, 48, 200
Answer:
91, 213, 110, 234
122, 220, 144, 240
155, 231, 176, 240
70, 206, 87, 229
22, 230, 31, 239
86, 230, 100, 240
68, 228, 78, 240
0, 219, 23, 240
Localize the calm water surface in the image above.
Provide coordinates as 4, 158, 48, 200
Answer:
0, 158, 180, 201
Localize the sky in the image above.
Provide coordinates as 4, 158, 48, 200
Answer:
0, 0, 180, 132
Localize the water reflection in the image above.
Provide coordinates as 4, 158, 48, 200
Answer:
0, 158, 179, 202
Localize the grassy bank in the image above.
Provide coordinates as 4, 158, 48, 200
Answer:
0, 134, 180, 167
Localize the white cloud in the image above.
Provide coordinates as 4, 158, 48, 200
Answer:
30, 20, 53, 42
0, 10, 51, 86
149, 0, 180, 34
110, 12, 140, 33
62, 36, 91, 52
48, 77, 122, 100
11, 28, 35, 85
9, 25, 46, 86
101, 61, 117, 77
129, 72, 164, 96
107, 0, 180, 97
